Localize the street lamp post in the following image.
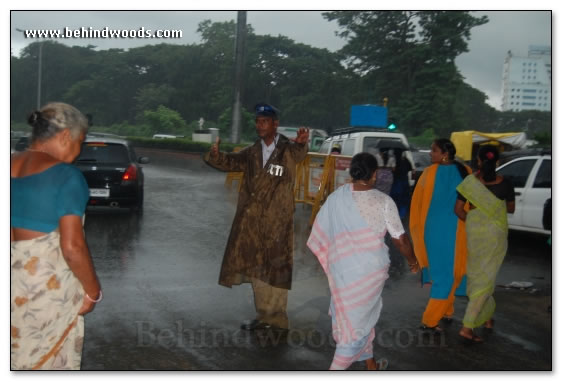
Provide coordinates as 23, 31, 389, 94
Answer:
15, 28, 42, 109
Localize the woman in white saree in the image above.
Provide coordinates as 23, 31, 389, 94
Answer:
307, 152, 419, 370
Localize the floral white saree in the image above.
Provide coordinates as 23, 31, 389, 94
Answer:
11, 231, 85, 370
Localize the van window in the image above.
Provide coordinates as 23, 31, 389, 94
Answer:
363, 137, 404, 155
341, 139, 356, 156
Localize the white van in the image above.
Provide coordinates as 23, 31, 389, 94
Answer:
152, 134, 177, 139
319, 129, 415, 186
319, 130, 413, 159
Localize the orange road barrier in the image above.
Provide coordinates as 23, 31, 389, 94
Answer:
224, 147, 244, 191
294, 153, 353, 226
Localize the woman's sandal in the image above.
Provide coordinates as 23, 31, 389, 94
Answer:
459, 332, 484, 344
420, 325, 444, 334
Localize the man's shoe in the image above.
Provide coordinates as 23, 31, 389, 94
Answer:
255, 326, 289, 345
240, 319, 271, 331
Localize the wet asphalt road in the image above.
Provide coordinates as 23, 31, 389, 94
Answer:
80, 149, 552, 370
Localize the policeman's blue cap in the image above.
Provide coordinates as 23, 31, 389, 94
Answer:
255, 103, 279, 120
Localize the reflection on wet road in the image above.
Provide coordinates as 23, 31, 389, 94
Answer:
81, 155, 552, 370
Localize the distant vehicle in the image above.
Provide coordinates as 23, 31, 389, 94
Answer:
277, 127, 328, 152
450, 130, 527, 166
318, 129, 415, 183
153, 134, 178, 139
87, 132, 124, 139
11, 131, 28, 139
74, 137, 149, 213
14, 136, 30, 152
411, 150, 431, 185
496, 154, 551, 235
319, 129, 410, 155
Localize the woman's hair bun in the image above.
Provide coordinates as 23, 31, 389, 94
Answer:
350, 167, 367, 180
27, 110, 42, 126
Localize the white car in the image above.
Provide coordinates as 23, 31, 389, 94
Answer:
496, 154, 551, 235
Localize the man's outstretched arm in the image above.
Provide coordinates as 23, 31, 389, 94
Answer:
203, 136, 248, 172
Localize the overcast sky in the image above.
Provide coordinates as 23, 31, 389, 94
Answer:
8, 10, 552, 110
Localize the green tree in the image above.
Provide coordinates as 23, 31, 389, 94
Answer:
142, 105, 187, 136
452, 82, 498, 131
218, 107, 256, 142
134, 83, 175, 119
323, 11, 489, 136
245, 34, 354, 130
11, 41, 99, 122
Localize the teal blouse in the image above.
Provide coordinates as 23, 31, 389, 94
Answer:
11, 163, 89, 233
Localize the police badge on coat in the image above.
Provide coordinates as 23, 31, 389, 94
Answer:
267, 164, 284, 177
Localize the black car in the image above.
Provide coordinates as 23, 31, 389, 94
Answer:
74, 136, 149, 212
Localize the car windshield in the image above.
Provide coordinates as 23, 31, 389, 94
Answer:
76, 142, 130, 163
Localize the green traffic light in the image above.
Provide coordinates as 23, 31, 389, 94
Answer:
388, 123, 396, 130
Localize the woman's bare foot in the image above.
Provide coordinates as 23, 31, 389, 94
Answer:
485, 319, 495, 329
459, 327, 483, 343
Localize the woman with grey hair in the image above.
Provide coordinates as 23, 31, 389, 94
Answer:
11, 102, 101, 370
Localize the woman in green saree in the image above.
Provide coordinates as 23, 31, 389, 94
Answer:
454, 145, 515, 343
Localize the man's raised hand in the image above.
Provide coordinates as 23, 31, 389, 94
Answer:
294, 127, 310, 145
211, 136, 221, 157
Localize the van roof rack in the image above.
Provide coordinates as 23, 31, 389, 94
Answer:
330, 127, 389, 136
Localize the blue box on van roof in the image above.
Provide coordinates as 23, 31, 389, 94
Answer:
350, 105, 388, 128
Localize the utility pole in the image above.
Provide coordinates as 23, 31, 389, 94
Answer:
231, 11, 247, 144
37, 43, 43, 109
16, 28, 42, 109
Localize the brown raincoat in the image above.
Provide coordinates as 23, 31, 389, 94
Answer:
204, 134, 307, 290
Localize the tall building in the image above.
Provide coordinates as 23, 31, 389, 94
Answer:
500, 45, 551, 112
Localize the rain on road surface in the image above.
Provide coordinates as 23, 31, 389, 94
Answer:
80, 149, 552, 370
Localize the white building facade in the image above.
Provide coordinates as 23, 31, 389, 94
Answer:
500, 45, 551, 112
